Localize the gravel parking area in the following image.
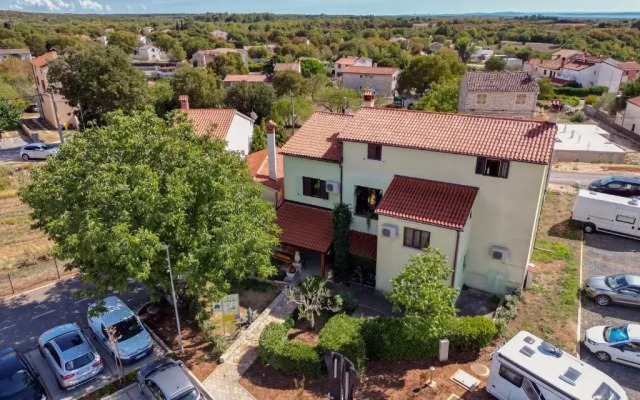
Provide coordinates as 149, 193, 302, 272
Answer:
581, 233, 640, 400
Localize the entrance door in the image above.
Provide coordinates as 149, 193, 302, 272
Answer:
612, 210, 640, 237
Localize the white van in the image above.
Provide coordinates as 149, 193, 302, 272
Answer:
570, 189, 640, 239
487, 331, 627, 400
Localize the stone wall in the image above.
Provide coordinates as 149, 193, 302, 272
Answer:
342, 73, 397, 96
584, 105, 640, 144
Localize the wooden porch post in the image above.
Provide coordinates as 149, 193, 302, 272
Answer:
320, 252, 326, 277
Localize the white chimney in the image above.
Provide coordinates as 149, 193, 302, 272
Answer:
362, 90, 375, 107
266, 120, 278, 181
548, 99, 562, 124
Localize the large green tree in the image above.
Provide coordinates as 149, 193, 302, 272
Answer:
300, 58, 326, 78
484, 56, 506, 72
412, 77, 461, 112
0, 99, 22, 133
107, 31, 138, 54
19, 109, 279, 301
315, 87, 360, 113
271, 96, 313, 128
223, 82, 276, 122
454, 36, 476, 63
272, 71, 308, 97
207, 52, 249, 78
170, 65, 225, 109
397, 50, 465, 95
47, 44, 147, 127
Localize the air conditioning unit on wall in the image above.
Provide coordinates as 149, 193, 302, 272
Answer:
491, 246, 509, 263
381, 224, 398, 239
326, 181, 340, 193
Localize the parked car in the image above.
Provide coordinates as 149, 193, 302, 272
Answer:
137, 358, 200, 400
19, 144, 58, 161
38, 323, 103, 390
588, 176, 640, 198
570, 189, 640, 239
583, 274, 640, 306
24, 104, 39, 113
0, 347, 47, 400
585, 324, 640, 368
87, 296, 153, 364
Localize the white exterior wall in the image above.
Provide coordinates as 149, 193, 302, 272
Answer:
596, 62, 623, 93
225, 114, 254, 156
342, 72, 398, 96
341, 141, 548, 293
282, 156, 341, 210
0, 53, 31, 61
132, 47, 166, 61
618, 103, 640, 132
458, 90, 537, 119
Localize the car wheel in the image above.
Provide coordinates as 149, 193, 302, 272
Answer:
21, 154, 29, 161
594, 295, 611, 306
583, 223, 596, 234
595, 351, 611, 362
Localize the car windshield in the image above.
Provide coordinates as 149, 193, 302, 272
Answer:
593, 383, 621, 400
604, 326, 628, 343
43, 144, 55, 149
598, 178, 614, 185
65, 352, 94, 371
0, 369, 34, 398
111, 317, 143, 341
605, 275, 627, 289
173, 389, 199, 400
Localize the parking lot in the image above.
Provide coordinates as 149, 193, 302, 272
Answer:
580, 233, 640, 400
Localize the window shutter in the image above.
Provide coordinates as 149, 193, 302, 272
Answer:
499, 160, 510, 179
475, 157, 485, 175
302, 177, 311, 196
320, 180, 329, 199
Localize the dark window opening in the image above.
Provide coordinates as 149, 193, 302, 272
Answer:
476, 157, 509, 178
499, 364, 523, 387
403, 227, 430, 249
354, 186, 382, 219
303, 177, 329, 199
367, 144, 382, 160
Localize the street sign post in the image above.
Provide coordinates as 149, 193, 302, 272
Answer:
220, 294, 239, 336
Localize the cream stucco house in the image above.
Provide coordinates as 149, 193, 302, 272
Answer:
277, 103, 556, 294
30, 52, 78, 130
616, 96, 640, 133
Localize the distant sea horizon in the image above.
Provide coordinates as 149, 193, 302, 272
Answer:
416, 11, 640, 19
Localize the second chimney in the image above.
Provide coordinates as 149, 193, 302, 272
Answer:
266, 120, 278, 181
362, 90, 375, 108
179, 95, 190, 110
548, 99, 562, 124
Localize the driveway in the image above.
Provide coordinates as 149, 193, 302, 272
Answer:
580, 233, 640, 400
0, 133, 30, 162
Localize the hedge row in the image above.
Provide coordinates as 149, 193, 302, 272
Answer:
257, 322, 323, 378
554, 86, 607, 97
317, 315, 366, 373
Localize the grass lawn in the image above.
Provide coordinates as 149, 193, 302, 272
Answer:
504, 188, 582, 352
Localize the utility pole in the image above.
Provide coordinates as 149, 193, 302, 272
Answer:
48, 90, 64, 143
163, 244, 184, 353
290, 92, 295, 138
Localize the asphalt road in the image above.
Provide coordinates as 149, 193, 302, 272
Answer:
0, 276, 149, 353
548, 171, 611, 185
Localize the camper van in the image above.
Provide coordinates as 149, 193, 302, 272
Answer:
570, 189, 640, 239
487, 331, 627, 400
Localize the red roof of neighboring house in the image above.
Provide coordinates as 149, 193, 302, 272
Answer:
628, 96, 640, 108
184, 109, 238, 140
552, 49, 581, 59
562, 62, 593, 71
618, 61, 640, 71
335, 57, 359, 65
526, 58, 563, 70
276, 202, 333, 253
376, 176, 478, 230
338, 108, 557, 165
30, 52, 56, 68
280, 112, 352, 162
246, 148, 284, 191
342, 66, 399, 75
223, 74, 268, 83
348, 231, 377, 259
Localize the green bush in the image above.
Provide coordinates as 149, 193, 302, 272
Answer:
554, 86, 607, 97
559, 95, 580, 107
570, 111, 587, 123
258, 322, 322, 377
585, 95, 598, 105
318, 315, 366, 372
337, 291, 359, 314
445, 316, 498, 351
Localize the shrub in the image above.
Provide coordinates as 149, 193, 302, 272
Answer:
258, 322, 322, 377
337, 291, 359, 314
554, 86, 607, 97
570, 111, 587, 123
559, 95, 580, 107
585, 95, 598, 105
445, 316, 498, 351
318, 315, 366, 372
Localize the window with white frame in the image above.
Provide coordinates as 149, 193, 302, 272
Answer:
516, 94, 526, 105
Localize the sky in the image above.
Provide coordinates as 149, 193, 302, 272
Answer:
1, 0, 638, 15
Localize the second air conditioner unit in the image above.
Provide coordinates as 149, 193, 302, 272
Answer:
326, 181, 340, 193
381, 224, 398, 239
491, 246, 509, 263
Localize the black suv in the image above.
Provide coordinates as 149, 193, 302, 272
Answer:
588, 176, 640, 198
0, 347, 46, 400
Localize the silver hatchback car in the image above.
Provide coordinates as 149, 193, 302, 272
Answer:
137, 358, 201, 400
38, 323, 103, 390
584, 274, 640, 307
19, 144, 58, 161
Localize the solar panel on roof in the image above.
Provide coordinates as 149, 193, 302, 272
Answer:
520, 346, 535, 357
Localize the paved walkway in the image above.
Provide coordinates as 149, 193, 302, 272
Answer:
201, 289, 297, 400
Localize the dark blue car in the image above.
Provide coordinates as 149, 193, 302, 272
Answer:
0, 347, 46, 400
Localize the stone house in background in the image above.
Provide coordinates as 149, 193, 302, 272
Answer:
30, 52, 78, 130
341, 66, 400, 96
192, 48, 249, 68
458, 71, 540, 119
333, 56, 373, 77
0, 49, 32, 62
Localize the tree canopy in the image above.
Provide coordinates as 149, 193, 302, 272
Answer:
47, 43, 147, 127
169, 65, 225, 109
484, 56, 506, 72
272, 71, 309, 97
271, 96, 313, 128
315, 86, 360, 113
19, 109, 280, 301
0, 99, 22, 133
107, 31, 138, 54
300, 58, 326, 78
223, 82, 276, 122
412, 77, 461, 112
207, 52, 249, 78
397, 50, 465, 95
454, 36, 476, 62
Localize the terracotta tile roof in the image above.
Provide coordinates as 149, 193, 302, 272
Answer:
376, 176, 478, 230
552, 49, 581, 59
274, 62, 300, 73
276, 202, 333, 253
465, 71, 539, 93
348, 231, 377, 259
338, 108, 557, 164
246, 148, 284, 191
343, 66, 399, 75
618, 61, 640, 70
183, 109, 237, 140
30, 52, 56, 68
224, 74, 268, 83
526, 58, 563, 70
280, 112, 352, 162
335, 57, 358, 65
628, 96, 640, 108
562, 62, 593, 71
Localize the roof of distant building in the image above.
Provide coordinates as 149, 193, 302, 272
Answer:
30, 51, 56, 68
280, 112, 352, 162
223, 74, 268, 83
274, 62, 300, 73
376, 176, 478, 230
619, 61, 640, 71
464, 71, 540, 93
183, 108, 248, 140
0, 48, 31, 55
337, 107, 557, 165
246, 148, 284, 191
342, 66, 399, 75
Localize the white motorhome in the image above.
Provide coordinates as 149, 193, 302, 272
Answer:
570, 189, 640, 239
487, 331, 627, 400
